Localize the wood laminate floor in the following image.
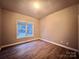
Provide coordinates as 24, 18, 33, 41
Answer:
0, 40, 79, 59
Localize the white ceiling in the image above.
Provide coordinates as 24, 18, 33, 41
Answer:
0, 0, 79, 19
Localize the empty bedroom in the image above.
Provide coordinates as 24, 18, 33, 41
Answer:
0, 0, 79, 59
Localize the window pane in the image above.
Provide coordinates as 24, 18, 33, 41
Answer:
27, 23, 33, 37
17, 22, 26, 38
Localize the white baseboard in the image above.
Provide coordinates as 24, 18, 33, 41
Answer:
1, 41, 27, 48
1, 38, 78, 52
42, 39, 79, 52
1, 39, 37, 49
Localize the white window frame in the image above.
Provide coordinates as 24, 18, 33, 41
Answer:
16, 20, 34, 39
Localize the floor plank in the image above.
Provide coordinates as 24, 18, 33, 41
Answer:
0, 40, 79, 59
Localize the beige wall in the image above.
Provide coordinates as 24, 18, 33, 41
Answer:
40, 5, 78, 49
0, 8, 1, 47
2, 9, 40, 46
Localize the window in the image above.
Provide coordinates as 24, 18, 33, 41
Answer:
17, 21, 33, 39
27, 23, 33, 37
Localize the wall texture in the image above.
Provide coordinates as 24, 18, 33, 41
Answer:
2, 9, 40, 46
40, 5, 78, 49
0, 8, 1, 47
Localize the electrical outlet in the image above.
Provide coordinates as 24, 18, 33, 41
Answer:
66, 42, 69, 45
60, 41, 69, 46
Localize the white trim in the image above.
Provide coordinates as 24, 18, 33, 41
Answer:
16, 20, 34, 39
1, 39, 36, 49
42, 39, 79, 52
1, 39, 78, 52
